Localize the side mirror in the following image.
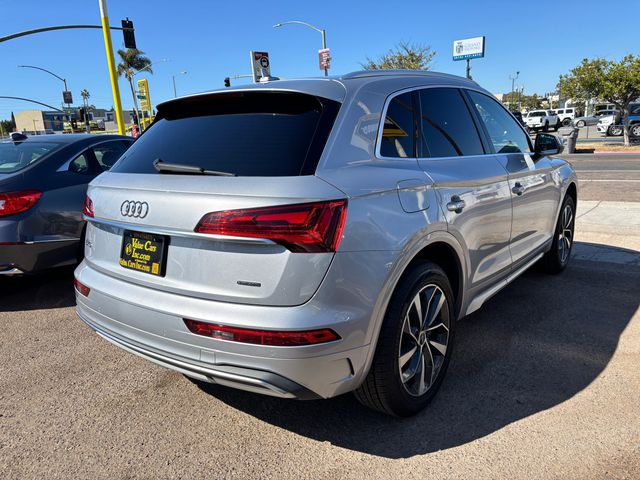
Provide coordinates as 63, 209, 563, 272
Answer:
534, 133, 564, 156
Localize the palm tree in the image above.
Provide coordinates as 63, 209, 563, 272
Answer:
117, 48, 152, 128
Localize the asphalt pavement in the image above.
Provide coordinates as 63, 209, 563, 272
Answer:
1, 154, 639, 479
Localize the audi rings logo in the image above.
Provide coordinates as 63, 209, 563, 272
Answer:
120, 200, 149, 218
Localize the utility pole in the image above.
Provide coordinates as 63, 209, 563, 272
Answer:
466, 59, 471, 80
98, 0, 125, 135
509, 71, 520, 110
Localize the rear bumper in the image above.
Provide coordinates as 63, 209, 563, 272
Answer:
78, 309, 320, 399
73, 258, 386, 399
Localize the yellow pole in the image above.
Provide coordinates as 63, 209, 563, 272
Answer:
98, 0, 125, 135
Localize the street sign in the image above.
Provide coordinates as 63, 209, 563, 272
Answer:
63, 91, 73, 104
318, 48, 331, 70
452, 36, 486, 61
250, 51, 270, 83
137, 78, 151, 114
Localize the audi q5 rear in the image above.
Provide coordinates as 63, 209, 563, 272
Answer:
75, 71, 577, 416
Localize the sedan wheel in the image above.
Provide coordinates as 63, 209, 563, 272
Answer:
576, 120, 585, 128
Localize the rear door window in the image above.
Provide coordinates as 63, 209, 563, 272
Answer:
111, 92, 339, 176
379, 92, 416, 158
418, 88, 484, 157
92, 140, 130, 171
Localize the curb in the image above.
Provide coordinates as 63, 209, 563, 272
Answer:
593, 150, 640, 154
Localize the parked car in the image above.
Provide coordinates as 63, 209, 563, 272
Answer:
511, 111, 528, 129
597, 104, 640, 136
574, 109, 619, 128
0, 133, 133, 275
523, 109, 561, 131
74, 71, 578, 417
556, 108, 576, 126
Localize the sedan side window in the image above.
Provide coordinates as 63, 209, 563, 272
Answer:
69, 153, 91, 174
467, 91, 532, 154
379, 92, 416, 158
93, 141, 128, 171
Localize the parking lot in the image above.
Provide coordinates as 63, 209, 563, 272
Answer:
1, 156, 639, 479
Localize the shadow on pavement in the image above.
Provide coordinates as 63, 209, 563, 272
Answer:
197, 242, 640, 458
0, 267, 76, 312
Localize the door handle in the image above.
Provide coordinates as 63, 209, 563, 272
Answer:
512, 183, 525, 196
446, 197, 466, 213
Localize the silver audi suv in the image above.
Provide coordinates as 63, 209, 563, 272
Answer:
75, 71, 577, 416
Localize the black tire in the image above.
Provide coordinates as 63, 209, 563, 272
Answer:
630, 124, 640, 138
576, 120, 586, 128
543, 195, 575, 274
354, 261, 456, 416
562, 118, 572, 126
608, 125, 623, 136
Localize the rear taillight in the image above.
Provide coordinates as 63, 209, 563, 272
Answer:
183, 319, 340, 346
74, 278, 90, 297
0, 190, 42, 217
82, 195, 94, 218
194, 199, 348, 253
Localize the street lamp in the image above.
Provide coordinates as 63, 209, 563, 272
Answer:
273, 20, 328, 76
18, 64, 72, 126
172, 71, 188, 97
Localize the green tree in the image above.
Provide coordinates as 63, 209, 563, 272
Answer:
362, 42, 436, 70
117, 48, 153, 127
558, 56, 640, 145
0, 116, 16, 136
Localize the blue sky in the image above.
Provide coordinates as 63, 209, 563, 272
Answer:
1, 0, 637, 120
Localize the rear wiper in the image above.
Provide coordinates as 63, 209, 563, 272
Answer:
153, 159, 236, 176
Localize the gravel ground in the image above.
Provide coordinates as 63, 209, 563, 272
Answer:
1, 219, 639, 479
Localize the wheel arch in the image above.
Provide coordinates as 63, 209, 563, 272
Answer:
358, 232, 467, 383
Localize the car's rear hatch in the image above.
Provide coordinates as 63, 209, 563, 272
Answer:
84, 88, 347, 307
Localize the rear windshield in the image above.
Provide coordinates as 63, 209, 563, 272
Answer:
0, 141, 62, 174
111, 91, 340, 176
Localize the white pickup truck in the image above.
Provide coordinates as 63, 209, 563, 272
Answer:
524, 110, 561, 131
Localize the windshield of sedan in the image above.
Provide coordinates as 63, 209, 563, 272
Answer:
0, 141, 62, 174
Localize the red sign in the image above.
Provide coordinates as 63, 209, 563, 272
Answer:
318, 48, 331, 70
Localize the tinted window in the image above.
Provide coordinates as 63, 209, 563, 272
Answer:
379, 92, 415, 158
93, 141, 129, 171
0, 141, 62, 174
112, 92, 339, 176
468, 91, 532, 154
630, 104, 640, 115
418, 88, 484, 157
69, 153, 91, 174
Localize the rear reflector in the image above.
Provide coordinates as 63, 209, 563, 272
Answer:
0, 190, 42, 217
183, 319, 340, 346
194, 199, 348, 253
74, 278, 90, 297
82, 195, 94, 218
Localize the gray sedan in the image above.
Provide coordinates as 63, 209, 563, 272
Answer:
573, 110, 619, 127
0, 133, 133, 275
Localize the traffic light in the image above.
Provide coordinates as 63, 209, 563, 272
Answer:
122, 18, 136, 49
224, 77, 231, 87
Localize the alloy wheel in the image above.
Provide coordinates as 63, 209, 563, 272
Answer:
398, 284, 450, 397
558, 203, 573, 264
